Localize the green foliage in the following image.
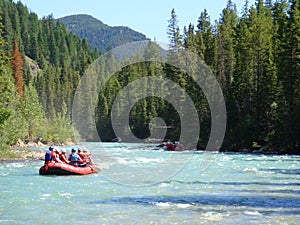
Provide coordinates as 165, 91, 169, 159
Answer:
167, 9, 182, 51
197, 9, 217, 71
0, 106, 10, 127
0, 11, 15, 151
164, 1, 299, 152
58, 14, 148, 53
19, 83, 46, 141
0, 0, 98, 147
46, 102, 75, 143
0, 0, 299, 154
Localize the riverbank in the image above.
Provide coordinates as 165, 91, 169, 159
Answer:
0, 149, 44, 162
0, 144, 298, 162
0, 139, 77, 161
1, 140, 76, 162
10, 139, 76, 149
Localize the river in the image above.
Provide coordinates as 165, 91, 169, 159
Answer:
0, 142, 299, 224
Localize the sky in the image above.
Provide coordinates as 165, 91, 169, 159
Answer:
18, 0, 255, 44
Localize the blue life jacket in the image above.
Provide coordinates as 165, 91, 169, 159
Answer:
70, 153, 78, 162
45, 150, 52, 161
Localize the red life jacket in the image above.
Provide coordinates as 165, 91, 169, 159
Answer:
78, 153, 85, 163
166, 143, 175, 151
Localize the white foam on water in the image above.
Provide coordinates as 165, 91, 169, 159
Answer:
202, 212, 224, 221
243, 210, 262, 216
152, 201, 192, 209
59, 193, 74, 198
176, 203, 191, 209
135, 157, 163, 163
152, 202, 171, 207
41, 194, 51, 197
158, 183, 170, 188
40, 193, 51, 200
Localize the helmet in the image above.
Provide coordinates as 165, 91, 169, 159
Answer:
61, 148, 66, 153
71, 147, 77, 152
49, 146, 54, 151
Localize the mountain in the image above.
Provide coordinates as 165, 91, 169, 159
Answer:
58, 14, 149, 52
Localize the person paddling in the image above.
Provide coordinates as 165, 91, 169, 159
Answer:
83, 149, 93, 165
44, 146, 54, 164
52, 147, 62, 163
68, 148, 83, 167
59, 148, 69, 164
77, 148, 86, 164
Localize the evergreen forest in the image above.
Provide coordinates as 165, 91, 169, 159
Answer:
58, 14, 148, 53
0, 0, 299, 154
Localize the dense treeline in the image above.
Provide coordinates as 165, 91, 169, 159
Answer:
178, 0, 300, 153
0, 0, 299, 154
92, 0, 300, 153
0, 0, 98, 149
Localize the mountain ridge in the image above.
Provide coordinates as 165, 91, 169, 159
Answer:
58, 14, 149, 52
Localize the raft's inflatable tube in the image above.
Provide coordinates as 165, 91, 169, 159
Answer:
39, 162, 98, 175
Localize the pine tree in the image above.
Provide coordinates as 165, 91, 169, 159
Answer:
242, 0, 250, 18
28, 13, 39, 60
254, 0, 277, 144
288, 0, 300, 149
1, 4, 14, 47
11, 39, 24, 96
276, 0, 300, 150
16, 1, 30, 55
196, 9, 217, 71
216, 0, 237, 92
167, 9, 182, 52
232, 16, 252, 118
183, 23, 206, 60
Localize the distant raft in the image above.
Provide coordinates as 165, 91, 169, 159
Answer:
39, 162, 98, 175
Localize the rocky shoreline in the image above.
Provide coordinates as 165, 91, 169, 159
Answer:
10, 139, 76, 149
0, 150, 45, 162
0, 140, 78, 162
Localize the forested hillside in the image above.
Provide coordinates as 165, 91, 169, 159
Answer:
0, 0, 98, 149
58, 14, 148, 53
75, 0, 300, 154
72, 0, 300, 153
0, 0, 299, 154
